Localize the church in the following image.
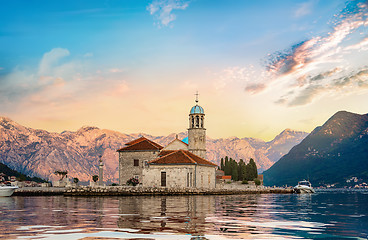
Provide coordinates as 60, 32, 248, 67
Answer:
117, 96, 218, 189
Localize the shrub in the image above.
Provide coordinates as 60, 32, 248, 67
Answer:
92, 175, 99, 183
254, 178, 261, 186
111, 183, 118, 186
242, 180, 248, 184
127, 177, 139, 186
226, 181, 232, 184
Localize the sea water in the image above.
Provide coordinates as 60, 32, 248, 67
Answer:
0, 189, 367, 239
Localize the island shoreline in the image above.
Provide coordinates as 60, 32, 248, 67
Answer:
13, 186, 293, 196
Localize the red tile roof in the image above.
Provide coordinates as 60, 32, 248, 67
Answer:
149, 150, 218, 167
117, 137, 163, 152
158, 150, 176, 157
124, 137, 146, 146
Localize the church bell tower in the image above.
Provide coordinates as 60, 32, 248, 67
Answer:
188, 92, 206, 159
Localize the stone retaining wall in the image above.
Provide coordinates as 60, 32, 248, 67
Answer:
64, 186, 293, 196
13, 187, 66, 196
12, 186, 293, 196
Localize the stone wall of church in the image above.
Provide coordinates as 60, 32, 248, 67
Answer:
188, 128, 206, 159
119, 150, 160, 185
142, 165, 195, 188
195, 165, 216, 189
142, 164, 216, 189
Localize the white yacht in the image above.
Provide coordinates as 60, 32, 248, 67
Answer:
0, 185, 18, 197
294, 180, 315, 194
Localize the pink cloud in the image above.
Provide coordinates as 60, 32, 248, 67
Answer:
263, 1, 368, 107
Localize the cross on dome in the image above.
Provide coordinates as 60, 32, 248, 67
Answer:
190, 91, 204, 114
195, 91, 199, 104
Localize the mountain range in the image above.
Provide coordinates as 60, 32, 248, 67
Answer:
0, 116, 308, 183
264, 111, 368, 187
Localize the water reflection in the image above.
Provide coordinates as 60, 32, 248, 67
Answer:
117, 195, 215, 236
0, 190, 367, 239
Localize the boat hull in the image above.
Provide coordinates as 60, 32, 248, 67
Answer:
0, 186, 18, 197
294, 186, 315, 194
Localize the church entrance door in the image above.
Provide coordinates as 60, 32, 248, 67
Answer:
161, 172, 166, 187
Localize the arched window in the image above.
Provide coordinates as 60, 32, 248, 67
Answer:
196, 115, 199, 128
201, 116, 204, 128
191, 116, 194, 128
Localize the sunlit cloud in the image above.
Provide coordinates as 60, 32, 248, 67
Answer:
259, 1, 368, 107
0, 48, 130, 113
245, 83, 267, 94
213, 65, 272, 95
147, 0, 190, 27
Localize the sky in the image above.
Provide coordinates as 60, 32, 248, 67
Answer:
1, 0, 368, 141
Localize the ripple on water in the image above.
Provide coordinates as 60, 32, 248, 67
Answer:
0, 191, 367, 239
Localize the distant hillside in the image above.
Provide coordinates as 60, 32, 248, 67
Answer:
0, 162, 45, 182
0, 116, 307, 182
263, 111, 368, 187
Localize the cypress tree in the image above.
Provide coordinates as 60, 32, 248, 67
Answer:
244, 163, 252, 181
224, 156, 231, 175
238, 159, 245, 181
230, 158, 238, 181
220, 158, 224, 171
232, 161, 238, 181
249, 158, 258, 180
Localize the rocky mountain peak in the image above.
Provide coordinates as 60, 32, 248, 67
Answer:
0, 116, 309, 182
78, 126, 100, 132
264, 110, 368, 187
318, 111, 368, 138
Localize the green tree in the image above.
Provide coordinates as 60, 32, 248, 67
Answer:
244, 164, 253, 181
227, 158, 237, 181
92, 175, 99, 182
73, 178, 79, 184
238, 159, 246, 181
249, 158, 258, 180
54, 170, 68, 181
224, 156, 231, 175
220, 158, 224, 171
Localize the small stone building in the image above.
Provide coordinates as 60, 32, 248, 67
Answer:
117, 137, 163, 185
142, 149, 217, 188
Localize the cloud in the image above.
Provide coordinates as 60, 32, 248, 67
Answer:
212, 65, 272, 95
258, 0, 368, 106
287, 85, 325, 106
344, 37, 368, 51
294, 1, 315, 18
334, 68, 368, 87
147, 0, 190, 27
0, 48, 130, 113
245, 83, 266, 94
39, 48, 70, 75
